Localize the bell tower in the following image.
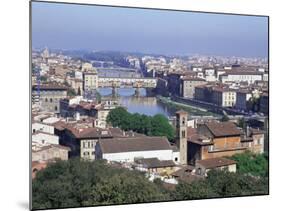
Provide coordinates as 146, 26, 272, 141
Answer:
175, 110, 188, 165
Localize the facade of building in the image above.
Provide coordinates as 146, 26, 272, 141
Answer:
260, 93, 269, 115
95, 136, 179, 163
32, 143, 70, 162
32, 84, 67, 113
134, 158, 176, 176
83, 72, 99, 91
195, 157, 237, 176
181, 77, 207, 98
32, 131, 59, 145
194, 85, 237, 108
185, 120, 264, 165
236, 90, 252, 111
212, 87, 236, 107
219, 71, 263, 84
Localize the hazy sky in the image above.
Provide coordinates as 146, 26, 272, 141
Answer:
32, 1, 268, 57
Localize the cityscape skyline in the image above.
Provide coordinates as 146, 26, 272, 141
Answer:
32, 2, 268, 58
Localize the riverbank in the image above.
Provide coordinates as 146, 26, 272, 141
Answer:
157, 96, 221, 117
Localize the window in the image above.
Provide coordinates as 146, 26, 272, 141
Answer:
50, 98, 53, 103
45, 98, 48, 102
54, 106, 58, 111
33, 129, 36, 133
182, 117, 185, 125
181, 130, 186, 138
175, 157, 178, 162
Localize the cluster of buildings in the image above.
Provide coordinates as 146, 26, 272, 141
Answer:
32, 104, 265, 184
145, 58, 269, 115
31, 49, 267, 185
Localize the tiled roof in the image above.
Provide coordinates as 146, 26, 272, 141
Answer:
99, 136, 172, 154
205, 121, 242, 137
135, 158, 175, 168
196, 157, 236, 169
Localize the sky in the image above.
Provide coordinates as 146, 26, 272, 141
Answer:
31, 1, 268, 58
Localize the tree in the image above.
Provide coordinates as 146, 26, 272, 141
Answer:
171, 180, 216, 200
106, 107, 130, 129
95, 91, 102, 103
106, 108, 175, 141
237, 118, 247, 130
32, 158, 167, 210
67, 88, 76, 97
230, 151, 268, 177
206, 169, 268, 197
151, 114, 175, 141
221, 114, 230, 122
39, 75, 48, 82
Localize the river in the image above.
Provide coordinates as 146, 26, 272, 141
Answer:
98, 87, 174, 117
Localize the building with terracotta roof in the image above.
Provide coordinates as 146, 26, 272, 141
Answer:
186, 120, 264, 165
32, 83, 67, 113
180, 76, 207, 98
134, 158, 176, 176
95, 136, 179, 163
32, 142, 70, 162
195, 157, 237, 176
219, 70, 264, 84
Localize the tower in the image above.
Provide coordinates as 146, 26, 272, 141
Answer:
175, 110, 188, 165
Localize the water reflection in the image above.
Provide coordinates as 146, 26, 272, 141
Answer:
98, 88, 173, 117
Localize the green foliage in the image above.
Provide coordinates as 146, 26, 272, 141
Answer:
221, 114, 230, 122
67, 88, 77, 97
106, 107, 175, 140
171, 180, 216, 200
171, 169, 268, 200
33, 159, 268, 209
32, 159, 166, 209
206, 170, 268, 196
95, 91, 102, 103
237, 118, 247, 129
151, 114, 175, 140
230, 151, 268, 177
39, 75, 48, 82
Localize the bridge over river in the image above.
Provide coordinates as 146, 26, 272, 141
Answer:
98, 76, 157, 96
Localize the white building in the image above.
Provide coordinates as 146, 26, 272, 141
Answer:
95, 137, 179, 163
219, 71, 263, 84
32, 122, 55, 134
32, 132, 59, 145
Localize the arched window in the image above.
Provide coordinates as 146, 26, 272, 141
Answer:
181, 130, 186, 138
50, 98, 53, 103
54, 106, 58, 111
182, 117, 185, 125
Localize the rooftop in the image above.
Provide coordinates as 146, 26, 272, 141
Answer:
204, 121, 242, 137
196, 157, 236, 169
135, 158, 175, 168
98, 136, 172, 154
